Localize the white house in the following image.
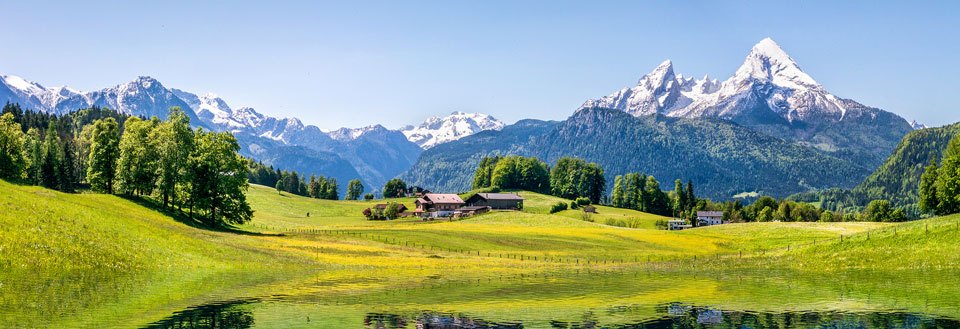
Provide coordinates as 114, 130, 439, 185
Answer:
668, 218, 692, 230
697, 211, 724, 226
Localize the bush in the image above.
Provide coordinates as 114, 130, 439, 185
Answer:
570, 201, 579, 209
575, 197, 591, 206
363, 193, 375, 200
549, 202, 568, 214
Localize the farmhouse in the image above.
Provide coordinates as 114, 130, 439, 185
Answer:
668, 218, 692, 230
465, 193, 524, 210
415, 193, 466, 218
697, 211, 725, 226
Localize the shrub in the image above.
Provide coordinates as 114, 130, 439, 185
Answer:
570, 201, 579, 209
549, 202, 568, 214
575, 197, 591, 206
363, 193, 375, 200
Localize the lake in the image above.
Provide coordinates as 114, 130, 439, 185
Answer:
8, 268, 958, 328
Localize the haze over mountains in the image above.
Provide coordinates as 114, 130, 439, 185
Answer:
0, 38, 925, 199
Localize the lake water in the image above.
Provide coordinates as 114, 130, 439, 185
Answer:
7, 269, 960, 328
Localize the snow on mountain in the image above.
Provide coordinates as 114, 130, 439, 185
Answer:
910, 120, 928, 130
581, 38, 890, 126
328, 125, 387, 142
401, 111, 505, 149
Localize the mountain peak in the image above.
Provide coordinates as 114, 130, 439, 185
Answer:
402, 112, 505, 149
734, 38, 819, 89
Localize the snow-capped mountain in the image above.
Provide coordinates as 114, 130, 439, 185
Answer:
910, 120, 928, 130
583, 38, 899, 126
401, 111, 505, 149
580, 38, 914, 168
0, 74, 199, 124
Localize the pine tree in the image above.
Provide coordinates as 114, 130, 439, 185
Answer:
674, 179, 686, 216
39, 121, 62, 189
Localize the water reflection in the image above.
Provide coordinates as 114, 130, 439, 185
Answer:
144, 300, 254, 329
365, 312, 522, 329
359, 306, 960, 329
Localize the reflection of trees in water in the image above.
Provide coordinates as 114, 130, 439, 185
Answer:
544, 304, 960, 329
365, 312, 522, 329
144, 300, 254, 329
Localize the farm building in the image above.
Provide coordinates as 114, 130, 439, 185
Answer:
415, 193, 466, 218
697, 211, 725, 226
465, 193, 524, 210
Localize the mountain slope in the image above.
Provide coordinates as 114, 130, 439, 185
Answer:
582, 38, 914, 168
403, 107, 871, 199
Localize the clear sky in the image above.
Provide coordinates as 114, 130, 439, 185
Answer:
2, 1, 958, 129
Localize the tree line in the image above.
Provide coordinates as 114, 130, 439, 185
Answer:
0, 103, 252, 225
471, 156, 605, 204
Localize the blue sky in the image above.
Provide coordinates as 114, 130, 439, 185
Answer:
2, 1, 958, 129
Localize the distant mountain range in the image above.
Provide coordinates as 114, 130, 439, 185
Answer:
0, 74, 504, 192
403, 38, 921, 199
0, 38, 927, 199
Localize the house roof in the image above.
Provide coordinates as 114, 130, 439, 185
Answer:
472, 193, 524, 201
424, 193, 464, 204
456, 206, 490, 212
697, 211, 724, 217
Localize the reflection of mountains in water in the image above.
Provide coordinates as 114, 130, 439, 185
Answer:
365, 312, 522, 329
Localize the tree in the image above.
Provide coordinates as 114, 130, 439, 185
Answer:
346, 179, 364, 200
935, 135, 960, 215
186, 129, 253, 225
116, 117, 160, 195
674, 179, 686, 216
919, 159, 940, 215
775, 202, 793, 221
384, 202, 400, 220
308, 175, 320, 198
324, 177, 339, 200
24, 128, 42, 184
472, 156, 500, 189
383, 178, 407, 198
0, 113, 28, 180
861, 200, 893, 222
87, 118, 120, 194
39, 121, 62, 189
685, 180, 695, 212
154, 108, 194, 207
612, 175, 625, 208
363, 193, 375, 200
757, 206, 774, 222
819, 211, 834, 222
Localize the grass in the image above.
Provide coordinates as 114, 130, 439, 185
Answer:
6, 180, 960, 326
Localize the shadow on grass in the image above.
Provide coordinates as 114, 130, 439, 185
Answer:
118, 195, 284, 237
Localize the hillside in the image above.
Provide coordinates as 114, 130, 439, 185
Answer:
403, 108, 872, 199
790, 122, 960, 209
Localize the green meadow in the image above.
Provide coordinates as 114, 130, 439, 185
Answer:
4, 180, 960, 327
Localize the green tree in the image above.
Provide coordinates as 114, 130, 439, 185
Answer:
819, 211, 834, 222
935, 135, 960, 215
861, 200, 893, 222
384, 202, 400, 220
154, 108, 194, 208
363, 193, 375, 200
472, 156, 500, 189
308, 175, 320, 198
346, 179, 364, 200
383, 178, 407, 198
186, 129, 253, 225
611, 175, 625, 208
39, 121, 62, 189
775, 202, 793, 221
87, 118, 120, 194
25, 128, 42, 184
919, 159, 940, 215
757, 206, 774, 222
116, 117, 160, 195
673, 179, 686, 216
0, 113, 28, 180
323, 177, 339, 200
